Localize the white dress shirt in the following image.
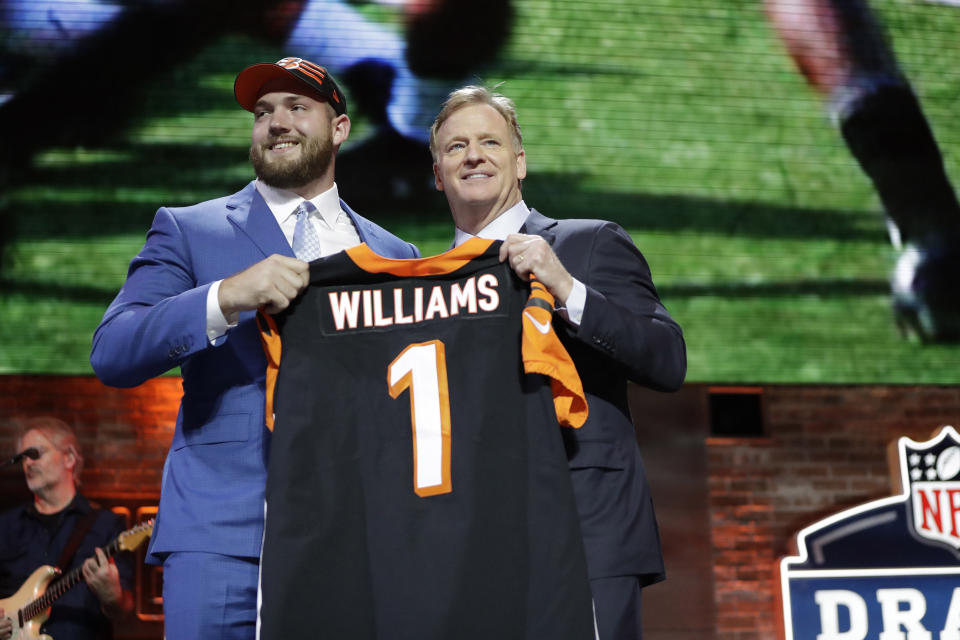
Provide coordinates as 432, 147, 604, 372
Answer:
205, 181, 361, 343
452, 200, 587, 327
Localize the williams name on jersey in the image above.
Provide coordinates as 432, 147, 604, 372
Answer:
322, 270, 504, 333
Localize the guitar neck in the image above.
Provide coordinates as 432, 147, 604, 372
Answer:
20, 537, 122, 622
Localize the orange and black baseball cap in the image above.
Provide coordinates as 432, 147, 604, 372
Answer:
234, 57, 347, 116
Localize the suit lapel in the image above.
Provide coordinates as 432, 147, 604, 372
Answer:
226, 182, 295, 259
521, 208, 559, 246
340, 199, 385, 253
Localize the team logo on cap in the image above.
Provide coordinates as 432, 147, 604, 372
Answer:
275, 57, 341, 107
904, 425, 960, 549
277, 57, 327, 84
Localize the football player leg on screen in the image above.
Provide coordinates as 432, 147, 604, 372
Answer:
282, 0, 511, 141
765, 0, 960, 343
0, 0, 123, 104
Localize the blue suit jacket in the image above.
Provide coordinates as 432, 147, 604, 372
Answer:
90, 181, 419, 561
522, 210, 686, 585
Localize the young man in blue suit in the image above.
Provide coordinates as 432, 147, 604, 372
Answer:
430, 86, 686, 640
90, 57, 418, 639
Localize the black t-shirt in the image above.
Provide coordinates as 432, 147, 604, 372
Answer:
0, 494, 133, 640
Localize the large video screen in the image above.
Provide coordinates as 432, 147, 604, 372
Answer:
1, 0, 958, 383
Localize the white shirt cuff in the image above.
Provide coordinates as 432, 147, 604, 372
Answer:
556, 278, 586, 328
206, 280, 237, 344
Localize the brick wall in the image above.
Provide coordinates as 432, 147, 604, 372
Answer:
0, 375, 180, 639
3, 376, 960, 639
707, 385, 960, 640
0, 375, 180, 503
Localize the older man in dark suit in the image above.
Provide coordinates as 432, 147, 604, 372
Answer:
431, 86, 686, 640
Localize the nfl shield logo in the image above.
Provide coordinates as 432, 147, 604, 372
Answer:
902, 425, 960, 550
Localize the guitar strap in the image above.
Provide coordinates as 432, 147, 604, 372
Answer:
57, 509, 99, 570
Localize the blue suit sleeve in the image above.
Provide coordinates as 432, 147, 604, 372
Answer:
90, 207, 211, 388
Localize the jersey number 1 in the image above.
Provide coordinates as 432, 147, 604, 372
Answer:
387, 340, 452, 497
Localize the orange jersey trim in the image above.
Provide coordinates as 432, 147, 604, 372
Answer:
522, 279, 588, 428
345, 238, 496, 277
257, 310, 282, 432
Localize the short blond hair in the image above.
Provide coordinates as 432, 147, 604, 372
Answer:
16, 416, 84, 486
429, 85, 523, 161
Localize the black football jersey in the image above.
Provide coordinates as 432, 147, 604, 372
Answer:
257, 238, 594, 640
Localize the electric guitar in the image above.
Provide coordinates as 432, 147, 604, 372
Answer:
0, 519, 153, 640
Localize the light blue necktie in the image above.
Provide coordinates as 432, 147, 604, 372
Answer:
292, 201, 323, 262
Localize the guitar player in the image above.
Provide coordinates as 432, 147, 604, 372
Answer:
0, 417, 133, 640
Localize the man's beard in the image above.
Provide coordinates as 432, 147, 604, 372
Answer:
250, 133, 334, 190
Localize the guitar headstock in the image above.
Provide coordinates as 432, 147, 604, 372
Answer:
117, 519, 155, 552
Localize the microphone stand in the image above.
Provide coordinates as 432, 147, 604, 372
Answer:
2, 448, 39, 468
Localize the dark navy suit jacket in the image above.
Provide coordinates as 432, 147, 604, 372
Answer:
90, 181, 418, 562
522, 209, 686, 585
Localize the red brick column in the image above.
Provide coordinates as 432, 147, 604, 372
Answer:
707, 385, 960, 640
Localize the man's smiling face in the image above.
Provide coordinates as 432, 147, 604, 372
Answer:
433, 103, 526, 220
249, 78, 337, 190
